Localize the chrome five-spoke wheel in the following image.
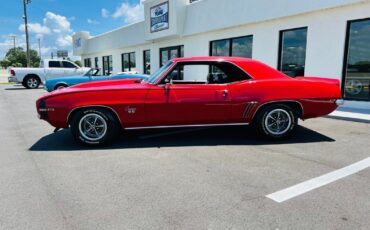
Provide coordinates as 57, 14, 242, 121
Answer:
264, 109, 292, 135
78, 114, 107, 142
255, 104, 298, 139
70, 108, 120, 146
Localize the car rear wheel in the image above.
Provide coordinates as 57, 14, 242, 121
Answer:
70, 108, 120, 146
24, 76, 40, 89
254, 104, 297, 139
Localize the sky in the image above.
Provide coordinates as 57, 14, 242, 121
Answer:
0, 0, 144, 60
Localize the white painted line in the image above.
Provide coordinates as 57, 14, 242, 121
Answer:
329, 111, 370, 121
266, 157, 370, 203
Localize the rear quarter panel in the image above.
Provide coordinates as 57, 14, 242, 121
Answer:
230, 78, 341, 122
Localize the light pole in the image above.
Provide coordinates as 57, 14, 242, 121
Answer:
23, 0, 31, 67
9, 35, 17, 50
38, 38, 41, 58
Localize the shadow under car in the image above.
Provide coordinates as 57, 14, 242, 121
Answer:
29, 125, 335, 152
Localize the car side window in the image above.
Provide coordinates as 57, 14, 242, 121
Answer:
161, 62, 250, 84
49, 61, 61, 68
62, 61, 77, 68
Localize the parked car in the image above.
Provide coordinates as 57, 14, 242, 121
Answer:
8, 59, 90, 89
36, 57, 343, 146
44, 69, 148, 92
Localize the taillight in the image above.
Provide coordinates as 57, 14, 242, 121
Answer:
10, 69, 15, 76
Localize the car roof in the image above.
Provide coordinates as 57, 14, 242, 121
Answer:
172, 56, 289, 80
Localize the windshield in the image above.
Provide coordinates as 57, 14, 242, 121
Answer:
84, 68, 98, 76
144, 61, 173, 84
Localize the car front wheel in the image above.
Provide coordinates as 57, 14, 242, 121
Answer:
255, 104, 297, 139
70, 108, 120, 146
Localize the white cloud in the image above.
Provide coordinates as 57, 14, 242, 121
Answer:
18, 23, 51, 35
43, 12, 72, 33
87, 19, 100, 25
112, 0, 144, 24
56, 35, 72, 47
101, 8, 110, 18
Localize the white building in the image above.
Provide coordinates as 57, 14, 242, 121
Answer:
73, 0, 370, 109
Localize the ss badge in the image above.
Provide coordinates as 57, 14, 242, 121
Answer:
125, 106, 136, 114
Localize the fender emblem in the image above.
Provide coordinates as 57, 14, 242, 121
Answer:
125, 106, 136, 114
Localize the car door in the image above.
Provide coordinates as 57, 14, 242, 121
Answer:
145, 62, 232, 126
61, 61, 78, 76
46, 61, 65, 80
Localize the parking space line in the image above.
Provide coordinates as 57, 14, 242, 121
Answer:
266, 157, 370, 203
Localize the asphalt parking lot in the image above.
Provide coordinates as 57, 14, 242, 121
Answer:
0, 84, 369, 230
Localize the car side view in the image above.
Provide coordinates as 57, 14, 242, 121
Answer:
43, 68, 148, 92
36, 57, 343, 146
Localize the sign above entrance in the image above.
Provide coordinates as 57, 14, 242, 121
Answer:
150, 1, 169, 33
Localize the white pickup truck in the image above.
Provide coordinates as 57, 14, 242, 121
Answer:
8, 59, 91, 89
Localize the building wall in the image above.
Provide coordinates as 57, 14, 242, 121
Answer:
76, 0, 370, 108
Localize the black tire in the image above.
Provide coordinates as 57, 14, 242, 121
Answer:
54, 84, 68, 91
254, 104, 298, 140
70, 108, 120, 146
23, 75, 40, 89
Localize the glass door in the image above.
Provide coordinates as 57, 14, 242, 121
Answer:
160, 45, 184, 67
343, 18, 370, 101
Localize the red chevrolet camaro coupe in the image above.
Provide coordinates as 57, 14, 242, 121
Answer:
36, 57, 343, 146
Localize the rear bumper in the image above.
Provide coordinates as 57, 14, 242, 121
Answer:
335, 99, 345, 106
8, 76, 17, 83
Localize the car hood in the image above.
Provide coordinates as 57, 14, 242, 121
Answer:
39, 79, 147, 100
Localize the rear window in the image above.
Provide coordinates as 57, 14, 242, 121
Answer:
49, 61, 61, 68
62, 61, 77, 68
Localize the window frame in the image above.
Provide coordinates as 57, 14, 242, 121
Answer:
159, 45, 184, 67
143, 50, 151, 75
342, 17, 370, 101
83, 58, 91, 68
49, 61, 62, 68
160, 61, 252, 85
102, 55, 113, 76
277, 26, 308, 77
121, 52, 136, 72
209, 35, 253, 58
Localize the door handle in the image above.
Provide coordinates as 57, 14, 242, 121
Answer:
217, 90, 228, 97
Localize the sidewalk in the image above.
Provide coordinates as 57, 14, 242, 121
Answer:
329, 106, 370, 123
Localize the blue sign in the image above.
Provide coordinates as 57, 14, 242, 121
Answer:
74, 38, 81, 48
150, 1, 169, 33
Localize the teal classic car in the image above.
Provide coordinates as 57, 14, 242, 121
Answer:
44, 69, 148, 92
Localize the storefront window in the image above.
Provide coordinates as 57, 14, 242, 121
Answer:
122, 52, 136, 72
210, 35, 253, 58
84, 58, 91, 67
102, 55, 113, 75
160, 45, 184, 66
232, 36, 253, 58
143, 50, 151, 74
278, 27, 308, 77
94, 57, 99, 69
343, 18, 370, 101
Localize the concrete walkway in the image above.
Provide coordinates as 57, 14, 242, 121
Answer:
329, 106, 370, 123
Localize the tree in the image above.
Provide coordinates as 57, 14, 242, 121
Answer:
74, 60, 82, 67
2, 47, 40, 68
